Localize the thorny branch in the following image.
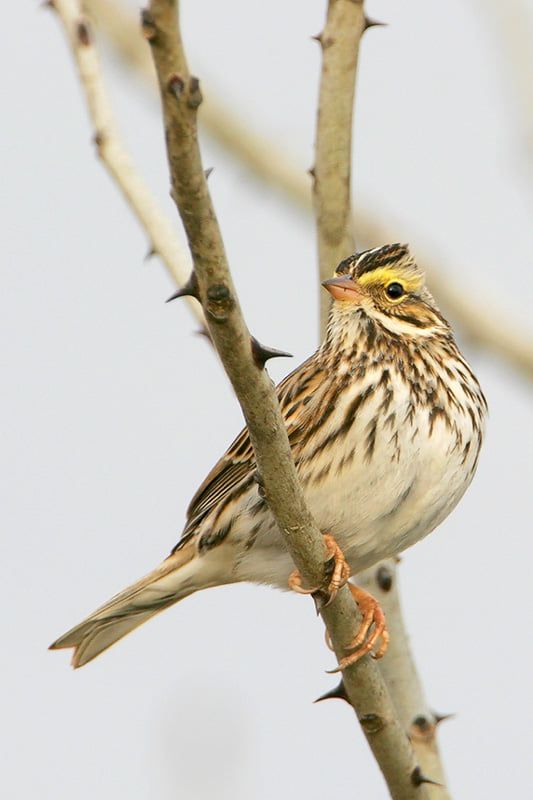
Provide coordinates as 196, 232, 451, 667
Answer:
357, 563, 451, 795
143, 0, 426, 797
311, 0, 363, 333
83, 0, 533, 380
312, 3, 450, 794
52, 0, 204, 329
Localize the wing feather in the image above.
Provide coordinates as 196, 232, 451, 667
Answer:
177, 354, 323, 543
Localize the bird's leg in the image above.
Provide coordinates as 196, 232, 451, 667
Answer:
289, 537, 389, 667
326, 583, 389, 672
288, 533, 350, 606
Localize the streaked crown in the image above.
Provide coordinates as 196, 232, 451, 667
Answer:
336, 244, 423, 289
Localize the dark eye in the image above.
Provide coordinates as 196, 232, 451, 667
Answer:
386, 282, 405, 300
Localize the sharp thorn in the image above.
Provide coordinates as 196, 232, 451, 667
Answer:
433, 710, 456, 725
166, 272, 200, 303
250, 336, 292, 369
311, 32, 323, 44
363, 16, 388, 32
314, 680, 350, 704
411, 767, 442, 788
308, 166, 316, 179
144, 246, 157, 262
204, 166, 214, 180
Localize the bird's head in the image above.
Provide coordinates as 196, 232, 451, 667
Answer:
323, 243, 449, 340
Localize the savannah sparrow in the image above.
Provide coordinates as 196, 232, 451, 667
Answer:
51, 243, 487, 668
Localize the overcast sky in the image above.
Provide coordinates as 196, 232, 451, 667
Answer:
2, 1, 532, 798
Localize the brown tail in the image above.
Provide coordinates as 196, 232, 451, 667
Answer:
50, 542, 196, 668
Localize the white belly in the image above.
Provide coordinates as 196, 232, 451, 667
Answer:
234, 385, 482, 588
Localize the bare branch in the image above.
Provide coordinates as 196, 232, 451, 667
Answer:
144, 1, 424, 796
311, 4, 450, 795
52, 0, 204, 328
358, 562, 451, 796
312, 1, 363, 332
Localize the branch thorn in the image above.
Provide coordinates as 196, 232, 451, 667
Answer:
166, 272, 200, 303
433, 710, 456, 726
250, 337, 292, 369
411, 767, 442, 787
314, 679, 350, 705
204, 166, 214, 180
363, 17, 388, 33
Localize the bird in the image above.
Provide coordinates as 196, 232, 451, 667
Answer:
50, 243, 487, 669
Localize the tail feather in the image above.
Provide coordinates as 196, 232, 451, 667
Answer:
50, 542, 196, 668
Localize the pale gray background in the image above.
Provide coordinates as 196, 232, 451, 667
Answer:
2, 1, 532, 798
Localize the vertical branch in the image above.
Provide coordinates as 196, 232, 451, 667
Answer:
311, 2, 451, 795
358, 562, 452, 795
312, 0, 364, 333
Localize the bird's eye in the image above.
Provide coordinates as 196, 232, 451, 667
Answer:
385, 282, 405, 300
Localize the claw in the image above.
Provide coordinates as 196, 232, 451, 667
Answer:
288, 533, 350, 606
288, 569, 316, 595
327, 583, 389, 672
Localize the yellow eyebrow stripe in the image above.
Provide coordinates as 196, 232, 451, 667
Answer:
358, 266, 423, 293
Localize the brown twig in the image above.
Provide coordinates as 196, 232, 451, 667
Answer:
311, 0, 363, 332
311, 4, 450, 795
358, 562, 451, 796
51, 0, 204, 328
144, 1, 424, 796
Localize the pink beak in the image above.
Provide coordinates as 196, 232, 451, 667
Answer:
322, 275, 363, 302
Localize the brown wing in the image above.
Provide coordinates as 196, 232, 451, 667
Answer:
177, 353, 324, 542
